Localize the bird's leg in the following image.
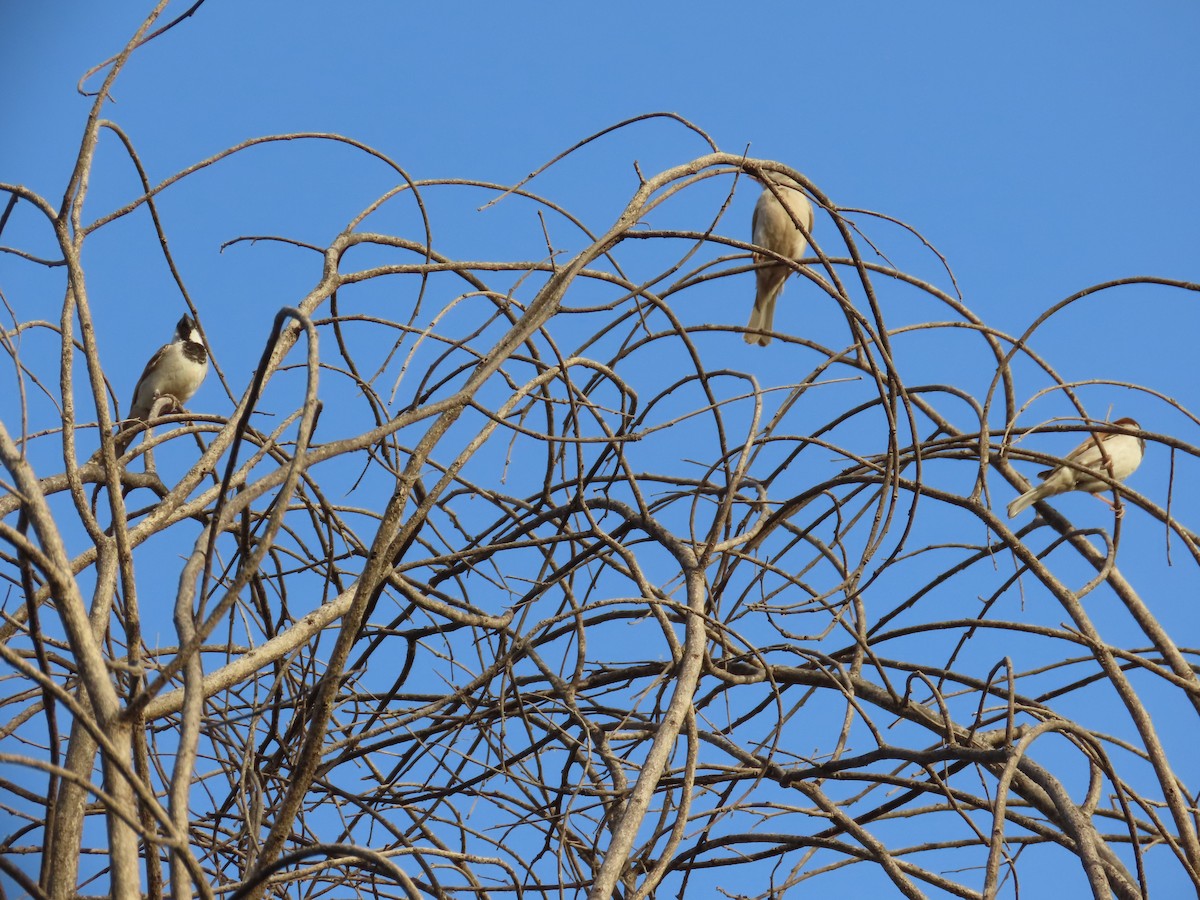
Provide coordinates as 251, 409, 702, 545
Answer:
1091, 492, 1126, 517
150, 394, 183, 420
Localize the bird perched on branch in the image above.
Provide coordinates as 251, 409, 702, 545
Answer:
115, 314, 208, 455
1006, 417, 1145, 518
744, 171, 815, 347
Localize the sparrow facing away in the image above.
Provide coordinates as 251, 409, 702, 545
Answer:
1006, 417, 1145, 519
745, 171, 815, 347
115, 314, 208, 454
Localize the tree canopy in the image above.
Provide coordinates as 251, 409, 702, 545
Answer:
3, 6, 1200, 900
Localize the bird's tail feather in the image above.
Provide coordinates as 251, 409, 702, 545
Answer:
744, 283, 783, 346
1007, 487, 1042, 519
113, 421, 141, 458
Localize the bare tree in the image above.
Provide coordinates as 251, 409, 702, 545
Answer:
3, 6, 1200, 899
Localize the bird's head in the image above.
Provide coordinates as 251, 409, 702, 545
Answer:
174, 314, 202, 344
758, 169, 803, 189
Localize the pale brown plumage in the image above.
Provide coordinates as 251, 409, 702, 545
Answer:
1007, 417, 1145, 518
745, 171, 814, 347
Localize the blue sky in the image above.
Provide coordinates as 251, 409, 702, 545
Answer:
3, 2, 1199, 897
5, 2, 1198, 407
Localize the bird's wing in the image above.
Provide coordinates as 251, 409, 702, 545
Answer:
751, 193, 767, 251
1035, 429, 1126, 481
1065, 429, 1120, 467
127, 344, 169, 418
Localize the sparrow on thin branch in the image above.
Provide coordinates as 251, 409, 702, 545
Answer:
115, 314, 208, 455
1006, 417, 1145, 518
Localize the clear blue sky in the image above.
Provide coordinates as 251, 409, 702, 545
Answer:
3, 2, 1199, 897
4, 2, 1198, 414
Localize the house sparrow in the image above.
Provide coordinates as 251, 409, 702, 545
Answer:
115, 314, 208, 454
1006, 417, 1145, 518
744, 171, 815, 347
